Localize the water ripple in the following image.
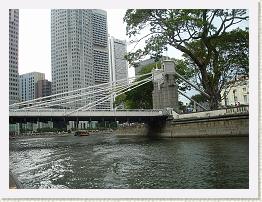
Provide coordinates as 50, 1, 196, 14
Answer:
10, 135, 248, 189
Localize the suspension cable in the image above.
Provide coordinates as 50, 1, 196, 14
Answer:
65, 76, 153, 115
9, 72, 153, 108
18, 78, 129, 110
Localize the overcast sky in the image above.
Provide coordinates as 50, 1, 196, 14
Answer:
19, 9, 131, 80
18, 9, 248, 104
19, 9, 182, 81
17, 9, 190, 105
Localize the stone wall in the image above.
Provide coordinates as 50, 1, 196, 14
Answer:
152, 74, 179, 111
115, 115, 249, 138
162, 115, 248, 138
115, 124, 148, 136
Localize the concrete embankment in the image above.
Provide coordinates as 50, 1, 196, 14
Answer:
115, 125, 147, 136
161, 114, 248, 137
9, 171, 23, 189
12, 132, 71, 139
115, 114, 249, 138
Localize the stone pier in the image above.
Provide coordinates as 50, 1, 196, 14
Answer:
152, 60, 179, 111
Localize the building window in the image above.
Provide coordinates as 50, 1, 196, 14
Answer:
243, 95, 247, 103
226, 98, 229, 105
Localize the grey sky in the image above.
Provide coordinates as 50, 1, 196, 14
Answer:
18, 9, 182, 81
19, 9, 130, 80
17, 9, 187, 104
19, 9, 51, 79
18, 9, 248, 104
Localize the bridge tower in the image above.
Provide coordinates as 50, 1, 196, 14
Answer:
152, 60, 179, 111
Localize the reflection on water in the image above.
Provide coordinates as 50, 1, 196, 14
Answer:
9, 134, 249, 189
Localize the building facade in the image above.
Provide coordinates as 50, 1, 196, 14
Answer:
108, 36, 128, 109
9, 9, 19, 105
51, 9, 110, 109
36, 79, 52, 98
92, 10, 109, 85
108, 36, 128, 84
19, 72, 45, 101
221, 77, 249, 106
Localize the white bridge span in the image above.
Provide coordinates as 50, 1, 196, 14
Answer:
10, 109, 167, 118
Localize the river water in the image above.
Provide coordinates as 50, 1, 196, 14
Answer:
9, 134, 248, 189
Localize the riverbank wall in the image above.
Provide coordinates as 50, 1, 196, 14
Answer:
115, 114, 249, 138
115, 124, 148, 136
9, 171, 23, 189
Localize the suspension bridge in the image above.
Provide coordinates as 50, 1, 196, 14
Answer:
9, 60, 248, 130
9, 64, 171, 127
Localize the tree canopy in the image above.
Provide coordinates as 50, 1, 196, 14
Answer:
124, 9, 249, 109
189, 94, 208, 106
114, 62, 156, 109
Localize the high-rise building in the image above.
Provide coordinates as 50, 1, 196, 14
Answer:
108, 36, 128, 84
108, 36, 128, 109
92, 10, 109, 85
51, 9, 110, 109
36, 79, 52, 98
9, 9, 19, 105
19, 72, 45, 101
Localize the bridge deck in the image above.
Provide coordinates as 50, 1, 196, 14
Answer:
9, 106, 248, 123
10, 109, 165, 117
9, 109, 168, 123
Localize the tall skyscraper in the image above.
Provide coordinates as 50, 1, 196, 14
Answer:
108, 36, 128, 109
9, 9, 19, 105
51, 9, 110, 109
92, 10, 109, 85
19, 72, 45, 101
108, 36, 128, 84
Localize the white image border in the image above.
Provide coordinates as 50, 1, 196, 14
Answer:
0, 0, 259, 199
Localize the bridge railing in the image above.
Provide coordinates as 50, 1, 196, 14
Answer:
10, 108, 68, 113
9, 108, 167, 117
173, 105, 249, 119
225, 105, 249, 114
9, 108, 164, 112
114, 109, 164, 112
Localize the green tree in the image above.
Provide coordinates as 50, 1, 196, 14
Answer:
116, 59, 192, 109
114, 94, 127, 109
124, 62, 156, 109
124, 9, 248, 109
184, 29, 248, 105
189, 94, 208, 106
